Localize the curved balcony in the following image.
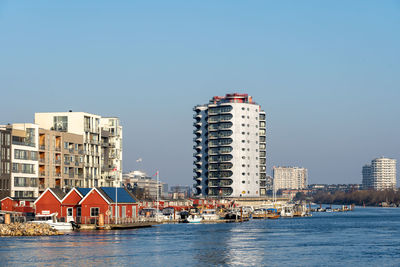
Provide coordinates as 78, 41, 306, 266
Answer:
209, 162, 233, 170
208, 187, 233, 196
194, 169, 202, 174
208, 170, 233, 178
193, 176, 202, 182
195, 184, 202, 190
193, 129, 202, 135
193, 137, 202, 143
193, 121, 202, 128
195, 187, 202, 195
208, 179, 233, 187
194, 161, 202, 167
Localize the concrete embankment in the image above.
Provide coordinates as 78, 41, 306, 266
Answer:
0, 223, 63, 236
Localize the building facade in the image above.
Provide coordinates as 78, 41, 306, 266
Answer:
362, 157, 397, 190
273, 166, 308, 192
0, 126, 12, 199
35, 112, 122, 188
123, 170, 167, 199
38, 129, 84, 193
9, 123, 39, 198
100, 117, 123, 187
193, 93, 267, 198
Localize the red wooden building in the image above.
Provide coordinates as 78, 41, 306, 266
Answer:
34, 188, 66, 217
0, 197, 35, 214
79, 187, 138, 224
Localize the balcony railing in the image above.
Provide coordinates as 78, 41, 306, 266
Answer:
55, 147, 61, 152
39, 145, 46, 150
64, 161, 70, 165
39, 158, 45, 163
55, 159, 61, 165
39, 171, 46, 177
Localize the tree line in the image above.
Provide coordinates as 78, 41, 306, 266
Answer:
310, 190, 400, 206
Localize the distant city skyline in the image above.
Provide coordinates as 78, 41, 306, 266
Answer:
1, 1, 399, 186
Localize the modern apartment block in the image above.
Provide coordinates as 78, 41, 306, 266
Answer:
362, 157, 397, 190
0, 126, 12, 199
100, 117, 123, 187
38, 129, 84, 193
0, 124, 40, 199
272, 166, 308, 192
193, 93, 267, 198
35, 112, 122, 188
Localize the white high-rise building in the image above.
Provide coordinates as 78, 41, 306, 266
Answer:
35, 112, 122, 188
362, 157, 396, 190
193, 93, 267, 198
272, 166, 308, 192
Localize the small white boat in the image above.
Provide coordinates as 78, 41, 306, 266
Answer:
31, 213, 73, 231
185, 214, 202, 223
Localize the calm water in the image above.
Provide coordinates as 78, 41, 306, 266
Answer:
1, 207, 400, 266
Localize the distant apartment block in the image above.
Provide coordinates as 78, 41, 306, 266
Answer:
123, 171, 167, 199
362, 157, 397, 190
35, 111, 122, 188
193, 93, 267, 198
273, 166, 308, 192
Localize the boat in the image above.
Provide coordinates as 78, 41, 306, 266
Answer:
201, 209, 220, 221
280, 206, 294, 218
31, 213, 73, 230
184, 214, 202, 223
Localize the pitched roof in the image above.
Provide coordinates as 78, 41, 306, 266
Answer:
76, 188, 91, 197
51, 188, 66, 200
99, 187, 137, 203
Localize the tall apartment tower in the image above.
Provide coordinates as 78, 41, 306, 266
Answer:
193, 93, 267, 198
272, 166, 308, 192
35, 112, 123, 188
362, 157, 397, 190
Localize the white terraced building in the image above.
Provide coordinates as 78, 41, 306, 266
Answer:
362, 157, 397, 190
35, 112, 123, 188
193, 93, 267, 198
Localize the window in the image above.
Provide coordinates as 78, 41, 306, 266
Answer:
122, 206, 126, 218
64, 142, 68, 149
54, 116, 68, 132
77, 207, 81, 217
90, 207, 100, 217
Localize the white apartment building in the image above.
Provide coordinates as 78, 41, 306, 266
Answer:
100, 117, 123, 187
193, 93, 267, 198
9, 123, 39, 198
272, 166, 308, 192
35, 112, 122, 188
362, 157, 396, 190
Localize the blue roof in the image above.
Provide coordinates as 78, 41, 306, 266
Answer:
76, 188, 91, 197
99, 187, 136, 203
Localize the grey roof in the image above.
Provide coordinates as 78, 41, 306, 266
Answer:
50, 188, 66, 200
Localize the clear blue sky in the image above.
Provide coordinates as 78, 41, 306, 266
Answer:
1, 1, 399, 186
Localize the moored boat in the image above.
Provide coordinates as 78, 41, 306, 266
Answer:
31, 213, 73, 231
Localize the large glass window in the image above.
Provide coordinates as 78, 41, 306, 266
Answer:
53, 116, 68, 132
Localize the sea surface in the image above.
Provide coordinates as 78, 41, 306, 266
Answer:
1, 206, 400, 267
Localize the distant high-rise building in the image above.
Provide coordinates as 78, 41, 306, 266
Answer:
273, 166, 308, 192
362, 164, 372, 190
362, 157, 396, 190
193, 93, 267, 198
